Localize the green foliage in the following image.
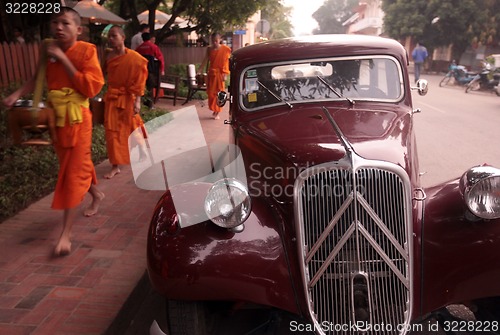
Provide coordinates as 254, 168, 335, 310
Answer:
142, 107, 170, 122
108, 0, 280, 44
0, 145, 58, 222
167, 63, 188, 76
167, 63, 208, 100
312, 0, 358, 34
261, 1, 293, 39
182, 0, 268, 36
143, 110, 173, 133
382, 0, 500, 57
382, 0, 428, 38
91, 124, 107, 163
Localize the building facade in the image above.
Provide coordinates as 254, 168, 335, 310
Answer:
343, 0, 384, 36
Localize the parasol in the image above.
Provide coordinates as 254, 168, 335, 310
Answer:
137, 10, 171, 25
137, 10, 188, 30
73, 0, 127, 25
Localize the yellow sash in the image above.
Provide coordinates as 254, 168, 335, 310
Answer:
48, 88, 89, 127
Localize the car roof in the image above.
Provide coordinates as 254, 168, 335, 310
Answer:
232, 34, 409, 69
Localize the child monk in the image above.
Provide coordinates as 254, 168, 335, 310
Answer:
2, 8, 105, 256
103, 25, 148, 179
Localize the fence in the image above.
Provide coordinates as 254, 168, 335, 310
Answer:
0, 41, 206, 88
0, 42, 40, 88
161, 45, 206, 68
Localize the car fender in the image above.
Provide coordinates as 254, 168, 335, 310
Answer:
147, 184, 299, 314
421, 178, 500, 314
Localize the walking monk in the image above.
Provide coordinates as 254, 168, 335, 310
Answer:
103, 26, 148, 179
2, 7, 105, 256
198, 33, 231, 120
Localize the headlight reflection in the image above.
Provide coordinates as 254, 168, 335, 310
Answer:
460, 166, 500, 220
204, 178, 251, 228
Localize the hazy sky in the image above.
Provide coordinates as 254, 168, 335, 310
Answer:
283, 0, 324, 36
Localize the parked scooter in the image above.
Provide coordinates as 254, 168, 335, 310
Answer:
465, 61, 500, 93
439, 61, 476, 87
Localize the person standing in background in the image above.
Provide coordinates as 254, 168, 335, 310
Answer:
131, 23, 149, 50
136, 32, 165, 107
103, 26, 148, 179
412, 41, 428, 83
135, 32, 165, 75
198, 33, 231, 120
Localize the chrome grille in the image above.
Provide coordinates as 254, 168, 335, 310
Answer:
296, 166, 412, 335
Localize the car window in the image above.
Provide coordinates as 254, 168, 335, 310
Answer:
240, 56, 403, 111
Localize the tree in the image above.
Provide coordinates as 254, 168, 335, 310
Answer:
382, 0, 500, 60
312, 0, 358, 35
102, 0, 280, 45
261, 1, 293, 39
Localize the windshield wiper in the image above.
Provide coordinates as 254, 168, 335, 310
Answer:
316, 76, 355, 106
257, 80, 293, 109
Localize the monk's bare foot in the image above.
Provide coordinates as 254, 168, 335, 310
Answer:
104, 167, 120, 179
54, 238, 71, 256
83, 191, 105, 217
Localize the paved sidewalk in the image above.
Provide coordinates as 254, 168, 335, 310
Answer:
0, 98, 229, 335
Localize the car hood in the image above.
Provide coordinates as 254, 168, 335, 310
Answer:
238, 103, 414, 174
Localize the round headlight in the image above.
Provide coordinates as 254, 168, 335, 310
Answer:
204, 178, 251, 228
460, 166, 500, 219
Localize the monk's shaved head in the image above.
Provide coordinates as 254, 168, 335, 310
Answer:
52, 7, 82, 26
110, 25, 125, 38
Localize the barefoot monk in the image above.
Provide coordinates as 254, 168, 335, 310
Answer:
103, 26, 148, 179
2, 7, 105, 256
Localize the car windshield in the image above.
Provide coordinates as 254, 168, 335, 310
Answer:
239, 56, 403, 111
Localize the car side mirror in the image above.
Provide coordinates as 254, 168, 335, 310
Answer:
217, 91, 229, 107
412, 79, 429, 96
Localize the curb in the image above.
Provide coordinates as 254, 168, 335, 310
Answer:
105, 271, 151, 335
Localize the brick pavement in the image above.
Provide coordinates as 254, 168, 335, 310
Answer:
0, 98, 229, 335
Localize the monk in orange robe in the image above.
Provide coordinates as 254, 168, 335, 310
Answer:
2, 8, 105, 256
199, 33, 231, 120
103, 26, 148, 179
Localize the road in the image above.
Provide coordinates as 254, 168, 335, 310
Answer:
126, 74, 500, 335
412, 74, 500, 187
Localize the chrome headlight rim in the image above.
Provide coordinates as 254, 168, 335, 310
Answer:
460, 165, 500, 220
204, 178, 251, 228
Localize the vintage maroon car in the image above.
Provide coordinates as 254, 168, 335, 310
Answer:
146, 35, 500, 334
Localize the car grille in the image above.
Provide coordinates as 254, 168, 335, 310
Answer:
296, 166, 412, 335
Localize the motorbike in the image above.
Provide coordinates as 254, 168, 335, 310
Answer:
439, 62, 476, 87
465, 65, 500, 94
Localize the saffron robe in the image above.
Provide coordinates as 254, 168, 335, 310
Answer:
46, 41, 105, 210
104, 49, 148, 165
206, 45, 231, 113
